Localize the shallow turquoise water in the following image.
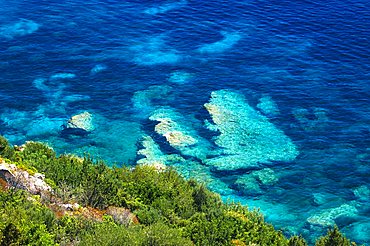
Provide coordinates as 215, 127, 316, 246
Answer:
0, 0, 369, 244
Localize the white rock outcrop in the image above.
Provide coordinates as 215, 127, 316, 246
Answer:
65, 111, 94, 132
0, 161, 52, 195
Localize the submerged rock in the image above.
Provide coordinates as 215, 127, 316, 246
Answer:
136, 135, 184, 171
90, 64, 107, 75
130, 35, 182, 65
253, 168, 279, 185
234, 174, 263, 195
136, 135, 232, 195
168, 71, 194, 84
64, 112, 94, 134
143, 0, 187, 15
204, 90, 299, 171
149, 107, 211, 160
233, 168, 278, 196
157, 123, 197, 148
49, 73, 76, 80
71, 116, 143, 164
132, 85, 173, 118
307, 203, 358, 227
257, 96, 280, 116
26, 117, 65, 137
312, 192, 345, 207
353, 185, 370, 202
292, 107, 329, 131
347, 221, 370, 243
197, 31, 241, 54
0, 19, 39, 39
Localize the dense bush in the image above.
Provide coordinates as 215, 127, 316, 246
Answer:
79, 222, 193, 246
0, 137, 357, 246
288, 235, 308, 246
315, 226, 357, 246
0, 190, 57, 245
0, 136, 14, 159
0, 189, 99, 245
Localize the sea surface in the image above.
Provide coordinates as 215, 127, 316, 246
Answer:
0, 0, 369, 244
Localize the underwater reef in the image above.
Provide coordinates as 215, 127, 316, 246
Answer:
0, 136, 359, 245
203, 90, 299, 171
0, 19, 39, 39
1, 74, 367, 244
0, 0, 368, 244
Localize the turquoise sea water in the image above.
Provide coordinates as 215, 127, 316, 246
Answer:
0, 0, 369, 244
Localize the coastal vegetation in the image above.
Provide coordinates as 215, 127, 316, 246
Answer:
0, 135, 357, 245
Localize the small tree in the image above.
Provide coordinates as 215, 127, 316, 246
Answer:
289, 235, 308, 246
315, 226, 356, 246
0, 136, 14, 159
1, 223, 20, 246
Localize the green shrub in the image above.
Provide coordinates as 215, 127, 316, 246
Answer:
289, 235, 308, 246
54, 215, 95, 245
79, 222, 144, 246
135, 207, 163, 225
0, 136, 14, 159
192, 182, 222, 213
1, 223, 20, 246
0, 190, 57, 245
315, 226, 356, 246
142, 222, 192, 246
0, 136, 359, 246
186, 204, 288, 246
79, 222, 192, 246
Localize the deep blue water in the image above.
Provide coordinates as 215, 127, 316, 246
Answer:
0, 0, 369, 244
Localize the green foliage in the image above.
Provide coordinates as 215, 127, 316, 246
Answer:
79, 222, 192, 246
0, 190, 57, 245
1, 223, 20, 246
142, 222, 192, 246
135, 207, 163, 225
79, 222, 144, 246
15, 143, 124, 208
315, 226, 357, 246
192, 182, 222, 213
0, 136, 359, 246
288, 235, 308, 246
186, 203, 288, 246
0, 189, 98, 246
54, 215, 94, 245
0, 136, 14, 159
20, 141, 56, 160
